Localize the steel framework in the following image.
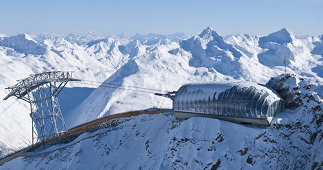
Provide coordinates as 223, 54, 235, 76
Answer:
3, 71, 80, 144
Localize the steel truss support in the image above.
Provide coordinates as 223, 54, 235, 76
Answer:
3, 71, 80, 144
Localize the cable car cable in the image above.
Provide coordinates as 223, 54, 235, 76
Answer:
76, 79, 169, 94
80, 79, 168, 93
76, 81, 167, 94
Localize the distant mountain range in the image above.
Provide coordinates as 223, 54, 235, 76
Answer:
0, 27, 322, 169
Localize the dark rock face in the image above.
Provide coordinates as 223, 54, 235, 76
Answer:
266, 74, 317, 109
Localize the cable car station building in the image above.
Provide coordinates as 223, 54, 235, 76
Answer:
173, 82, 284, 126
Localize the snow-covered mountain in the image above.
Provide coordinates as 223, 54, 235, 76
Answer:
0, 27, 322, 169
178, 27, 242, 78
2, 74, 322, 169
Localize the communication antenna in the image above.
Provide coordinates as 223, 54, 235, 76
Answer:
3, 71, 80, 144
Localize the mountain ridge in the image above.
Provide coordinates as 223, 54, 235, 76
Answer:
0, 27, 322, 169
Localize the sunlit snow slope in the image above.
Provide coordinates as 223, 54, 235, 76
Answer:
2, 74, 322, 169
0, 28, 322, 168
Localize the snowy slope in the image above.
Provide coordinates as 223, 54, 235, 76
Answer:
0, 34, 126, 153
0, 31, 193, 153
179, 27, 242, 78
0, 28, 322, 168
2, 74, 322, 169
69, 27, 323, 127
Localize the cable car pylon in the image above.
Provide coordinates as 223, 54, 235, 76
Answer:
3, 71, 80, 144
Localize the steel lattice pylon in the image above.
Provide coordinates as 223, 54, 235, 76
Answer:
3, 71, 80, 144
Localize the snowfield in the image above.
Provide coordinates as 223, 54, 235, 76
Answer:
0, 27, 322, 169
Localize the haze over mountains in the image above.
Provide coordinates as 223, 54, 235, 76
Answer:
0, 27, 322, 169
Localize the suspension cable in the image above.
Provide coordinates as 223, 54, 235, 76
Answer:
76, 81, 163, 94
77, 79, 169, 94
81, 79, 167, 93
0, 79, 170, 117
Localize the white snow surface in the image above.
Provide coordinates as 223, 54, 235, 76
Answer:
2, 83, 322, 169
0, 27, 322, 169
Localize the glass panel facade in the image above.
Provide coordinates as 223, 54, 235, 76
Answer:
173, 83, 284, 121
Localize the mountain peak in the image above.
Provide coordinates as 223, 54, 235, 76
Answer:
204, 26, 214, 32
199, 27, 221, 39
259, 28, 294, 45
9, 33, 35, 42
21, 33, 34, 41
0, 33, 46, 55
274, 28, 293, 39
280, 28, 289, 33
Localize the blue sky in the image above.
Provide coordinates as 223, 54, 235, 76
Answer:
0, 0, 322, 36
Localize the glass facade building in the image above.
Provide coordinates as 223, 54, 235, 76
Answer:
173, 82, 284, 125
